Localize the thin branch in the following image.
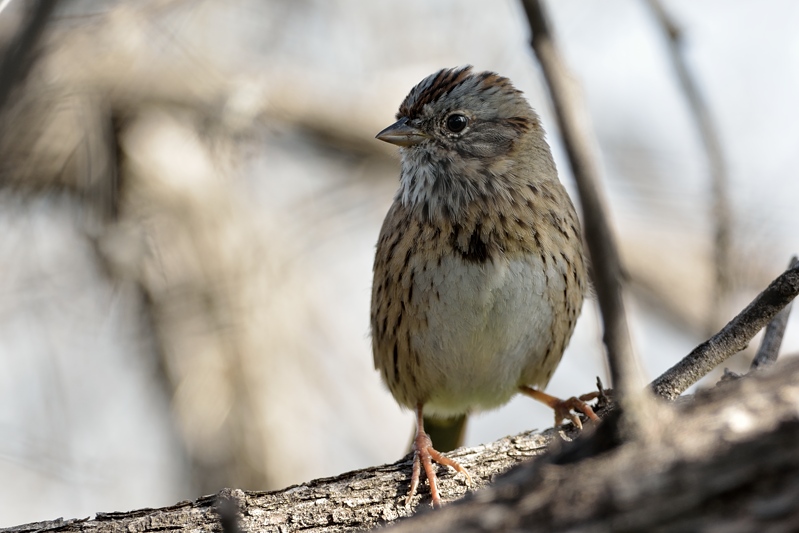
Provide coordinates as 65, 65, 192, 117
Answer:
0, 0, 61, 114
646, 0, 733, 334
750, 255, 798, 370
520, 0, 645, 423
651, 261, 799, 399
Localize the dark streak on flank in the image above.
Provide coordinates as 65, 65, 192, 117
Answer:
405, 329, 414, 386
392, 343, 399, 383
403, 247, 413, 270
533, 231, 542, 250
386, 234, 401, 262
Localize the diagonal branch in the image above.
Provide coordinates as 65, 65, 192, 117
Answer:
750, 255, 798, 370
651, 260, 799, 399
520, 0, 647, 430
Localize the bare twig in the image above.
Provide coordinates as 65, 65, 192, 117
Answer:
750, 255, 798, 370
0, 0, 60, 114
651, 261, 799, 399
646, 0, 733, 334
520, 0, 643, 418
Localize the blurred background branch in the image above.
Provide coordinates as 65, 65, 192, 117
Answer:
0, 0, 59, 112
646, 0, 734, 335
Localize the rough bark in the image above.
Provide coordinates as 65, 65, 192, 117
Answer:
0, 426, 569, 533
385, 359, 799, 532
5, 358, 799, 533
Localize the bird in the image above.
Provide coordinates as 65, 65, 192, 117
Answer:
371, 66, 597, 508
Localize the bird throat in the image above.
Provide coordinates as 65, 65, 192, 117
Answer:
398, 150, 499, 223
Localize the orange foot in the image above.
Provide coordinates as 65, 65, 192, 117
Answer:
520, 386, 600, 429
408, 405, 472, 507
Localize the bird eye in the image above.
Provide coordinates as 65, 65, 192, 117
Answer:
445, 114, 468, 133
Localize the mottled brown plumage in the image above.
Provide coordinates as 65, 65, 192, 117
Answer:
372, 66, 595, 508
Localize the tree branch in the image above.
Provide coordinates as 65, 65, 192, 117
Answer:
751, 256, 798, 370
384, 356, 799, 532
0, 426, 573, 533
521, 0, 635, 392
520, 0, 651, 436
651, 260, 799, 399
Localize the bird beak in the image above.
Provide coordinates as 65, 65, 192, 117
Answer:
375, 117, 427, 147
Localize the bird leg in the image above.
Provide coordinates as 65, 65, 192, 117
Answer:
520, 386, 599, 429
407, 404, 471, 508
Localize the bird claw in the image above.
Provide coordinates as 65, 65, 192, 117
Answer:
406, 431, 470, 508
552, 394, 600, 429
520, 386, 600, 429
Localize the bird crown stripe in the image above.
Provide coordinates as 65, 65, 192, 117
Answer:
398, 66, 516, 119
399, 66, 472, 117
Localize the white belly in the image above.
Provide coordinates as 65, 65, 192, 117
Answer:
412, 254, 562, 417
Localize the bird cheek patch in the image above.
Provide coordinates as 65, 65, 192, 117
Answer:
459, 123, 516, 159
